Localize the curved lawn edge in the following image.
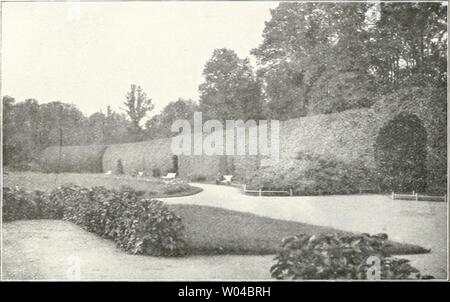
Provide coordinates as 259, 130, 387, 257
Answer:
168, 204, 430, 256
155, 186, 203, 198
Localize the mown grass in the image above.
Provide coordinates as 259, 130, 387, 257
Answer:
3, 171, 202, 198
168, 204, 430, 256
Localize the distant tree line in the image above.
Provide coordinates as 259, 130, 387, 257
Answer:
2, 2, 447, 168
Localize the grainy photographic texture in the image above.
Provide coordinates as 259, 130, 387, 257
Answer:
1, 0, 448, 282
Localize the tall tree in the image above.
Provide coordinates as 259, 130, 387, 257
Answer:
2, 96, 16, 166
145, 98, 198, 139
369, 2, 447, 92
123, 84, 154, 140
252, 2, 375, 118
103, 106, 132, 144
199, 48, 263, 122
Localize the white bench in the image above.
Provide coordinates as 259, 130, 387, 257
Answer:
161, 172, 177, 181
220, 175, 233, 185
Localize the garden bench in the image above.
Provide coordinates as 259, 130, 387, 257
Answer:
161, 172, 177, 181
220, 175, 233, 185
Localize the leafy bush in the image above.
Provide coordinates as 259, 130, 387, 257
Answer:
2, 185, 186, 256
189, 174, 207, 182
152, 168, 161, 177
116, 159, 124, 174
162, 179, 191, 195
2, 187, 40, 221
247, 154, 376, 195
271, 233, 430, 280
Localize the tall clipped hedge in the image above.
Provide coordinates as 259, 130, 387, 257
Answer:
2, 186, 186, 256
40, 145, 107, 173
373, 86, 447, 194
102, 138, 174, 175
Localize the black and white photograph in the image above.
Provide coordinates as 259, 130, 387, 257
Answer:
0, 0, 448, 285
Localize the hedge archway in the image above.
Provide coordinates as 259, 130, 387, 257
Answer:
374, 113, 427, 193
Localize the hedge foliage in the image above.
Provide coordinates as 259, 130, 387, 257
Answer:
2, 185, 186, 256
162, 180, 192, 195
247, 153, 376, 195
271, 233, 430, 280
40, 145, 107, 173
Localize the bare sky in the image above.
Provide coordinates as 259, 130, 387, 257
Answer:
1, 1, 278, 116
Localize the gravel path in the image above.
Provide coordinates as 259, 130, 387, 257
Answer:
2, 184, 447, 280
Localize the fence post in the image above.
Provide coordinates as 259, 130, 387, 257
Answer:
415, 192, 418, 201
259, 188, 262, 197
289, 188, 293, 196
391, 192, 394, 200
445, 194, 447, 202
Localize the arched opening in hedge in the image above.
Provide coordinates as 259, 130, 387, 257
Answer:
374, 113, 427, 193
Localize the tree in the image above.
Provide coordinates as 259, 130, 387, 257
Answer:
2, 98, 90, 167
2, 96, 16, 166
103, 106, 132, 144
252, 2, 375, 119
145, 98, 198, 139
123, 84, 154, 140
369, 2, 447, 92
199, 48, 263, 122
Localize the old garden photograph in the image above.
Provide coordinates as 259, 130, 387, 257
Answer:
1, 1, 448, 281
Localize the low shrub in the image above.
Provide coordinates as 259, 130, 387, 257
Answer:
247, 153, 377, 195
163, 180, 192, 195
2, 185, 186, 256
152, 168, 161, 177
189, 174, 207, 182
271, 233, 431, 280
116, 159, 124, 174
2, 187, 40, 221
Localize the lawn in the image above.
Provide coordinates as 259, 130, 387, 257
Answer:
3, 171, 202, 198
168, 204, 429, 256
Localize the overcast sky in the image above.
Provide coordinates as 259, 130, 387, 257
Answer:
2, 1, 278, 116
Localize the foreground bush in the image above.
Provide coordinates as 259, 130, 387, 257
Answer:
2, 187, 41, 221
247, 154, 376, 195
2, 185, 186, 256
271, 233, 431, 280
